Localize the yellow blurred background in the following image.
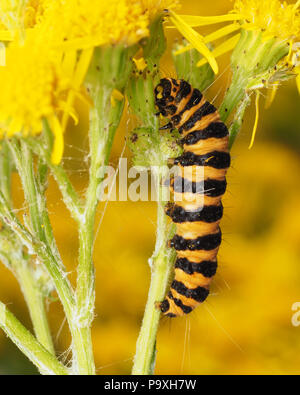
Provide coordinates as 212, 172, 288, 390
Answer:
1, 0, 300, 375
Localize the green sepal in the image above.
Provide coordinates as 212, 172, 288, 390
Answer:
220, 29, 290, 122
86, 44, 137, 93
127, 72, 158, 129
141, 16, 166, 73
172, 40, 215, 91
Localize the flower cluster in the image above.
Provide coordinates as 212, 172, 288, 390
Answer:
0, 0, 299, 163
0, 0, 180, 163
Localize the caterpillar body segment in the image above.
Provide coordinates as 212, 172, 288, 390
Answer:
154, 78, 230, 317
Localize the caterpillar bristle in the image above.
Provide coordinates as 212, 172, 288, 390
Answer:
154, 78, 230, 318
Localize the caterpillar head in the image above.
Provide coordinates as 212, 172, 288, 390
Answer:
154, 78, 178, 116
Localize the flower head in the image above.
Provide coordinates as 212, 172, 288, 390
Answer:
0, 0, 48, 38
234, 0, 300, 41
0, 33, 75, 164
36, 0, 151, 49
170, 0, 300, 74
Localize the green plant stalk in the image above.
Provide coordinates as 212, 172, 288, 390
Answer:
8, 138, 96, 374
0, 301, 68, 375
0, 140, 56, 357
0, 198, 75, 319
228, 94, 252, 149
27, 48, 129, 374
28, 124, 84, 223
74, 87, 124, 375
17, 142, 94, 374
0, 141, 12, 204
132, 167, 176, 375
0, 190, 75, 348
13, 259, 55, 357
73, 45, 133, 374
0, 228, 55, 365
8, 140, 63, 354
129, 68, 178, 374
128, 16, 179, 373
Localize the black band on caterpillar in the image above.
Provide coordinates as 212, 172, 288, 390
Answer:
170, 229, 222, 251
166, 203, 223, 223
171, 280, 210, 303
181, 122, 228, 145
178, 102, 217, 133
181, 89, 203, 112
168, 291, 193, 314
172, 177, 227, 197
174, 151, 231, 168
175, 258, 218, 278
175, 80, 192, 103
154, 78, 230, 317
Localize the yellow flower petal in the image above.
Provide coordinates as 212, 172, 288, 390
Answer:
203, 23, 241, 44
49, 115, 64, 165
197, 33, 241, 68
73, 48, 94, 88
168, 14, 243, 27
173, 43, 193, 56
0, 30, 14, 41
249, 91, 260, 150
58, 101, 79, 125
111, 89, 124, 108
294, 0, 300, 10
56, 37, 105, 52
174, 23, 241, 56
169, 11, 218, 74
265, 83, 279, 109
133, 57, 147, 72
62, 48, 94, 131
62, 50, 77, 76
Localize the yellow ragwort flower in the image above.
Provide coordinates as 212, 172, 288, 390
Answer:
32, 0, 158, 131
0, 1, 179, 162
37, 0, 150, 50
234, 0, 300, 41
0, 0, 48, 39
171, 0, 300, 75
0, 33, 76, 164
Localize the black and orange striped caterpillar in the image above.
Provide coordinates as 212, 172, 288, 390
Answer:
154, 78, 230, 317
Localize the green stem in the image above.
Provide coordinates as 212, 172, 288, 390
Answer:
0, 228, 55, 358
0, 141, 12, 205
0, 191, 75, 338
228, 94, 252, 149
0, 140, 55, 356
7, 139, 95, 374
13, 259, 55, 356
0, 301, 68, 375
74, 86, 124, 375
27, 132, 83, 223
132, 168, 176, 375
